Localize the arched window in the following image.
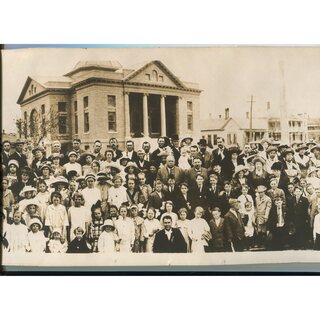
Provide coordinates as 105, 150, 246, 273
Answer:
31, 85, 34, 94
152, 70, 158, 81
30, 109, 38, 138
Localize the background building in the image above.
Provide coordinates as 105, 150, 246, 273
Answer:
17, 60, 201, 153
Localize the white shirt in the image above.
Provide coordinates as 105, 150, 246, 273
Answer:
165, 229, 173, 240
115, 216, 135, 244
81, 187, 102, 212
276, 207, 285, 227
63, 162, 82, 176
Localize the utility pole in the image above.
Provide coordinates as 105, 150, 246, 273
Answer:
247, 95, 256, 142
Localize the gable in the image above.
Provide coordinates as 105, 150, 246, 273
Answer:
223, 118, 241, 131
17, 77, 47, 104
124, 60, 186, 88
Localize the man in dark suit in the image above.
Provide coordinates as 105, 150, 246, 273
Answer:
218, 181, 238, 217
151, 137, 166, 163
197, 138, 213, 169
166, 174, 181, 203
135, 149, 150, 173
153, 215, 187, 253
157, 155, 185, 186
1, 140, 11, 168
175, 182, 192, 217
122, 140, 138, 162
147, 180, 167, 211
109, 137, 123, 161
287, 186, 311, 249
224, 199, 245, 252
9, 139, 28, 169
211, 137, 229, 167
185, 156, 208, 189
189, 174, 209, 218
170, 134, 181, 165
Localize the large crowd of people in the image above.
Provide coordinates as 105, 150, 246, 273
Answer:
2, 134, 320, 254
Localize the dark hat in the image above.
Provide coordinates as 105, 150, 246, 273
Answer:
266, 146, 278, 153
119, 157, 130, 165
171, 134, 180, 141
40, 161, 53, 172
278, 143, 289, 150
306, 140, 317, 146
32, 146, 45, 155
85, 173, 96, 181
149, 160, 158, 168
228, 146, 241, 154
67, 170, 78, 179
79, 152, 96, 165
197, 138, 207, 146
13, 139, 25, 146
282, 148, 295, 157
21, 166, 33, 175
271, 161, 283, 171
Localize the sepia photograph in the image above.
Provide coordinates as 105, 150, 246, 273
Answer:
2, 46, 320, 271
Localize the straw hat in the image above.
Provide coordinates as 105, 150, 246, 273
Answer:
105, 162, 121, 173
256, 185, 267, 192
28, 218, 43, 230
19, 186, 37, 197
252, 156, 266, 165
8, 159, 19, 168
50, 176, 69, 187
102, 219, 115, 230
233, 165, 248, 176
310, 144, 320, 153
124, 162, 140, 173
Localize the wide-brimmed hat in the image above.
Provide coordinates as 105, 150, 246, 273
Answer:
271, 161, 283, 171
24, 198, 40, 209
76, 176, 85, 183
28, 218, 43, 230
119, 157, 130, 165
278, 143, 289, 150
105, 162, 121, 173
306, 140, 317, 147
85, 173, 96, 181
266, 146, 278, 154
48, 153, 63, 160
282, 148, 295, 157
13, 139, 25, 146
40, 161, 52, 172
79, 152, 96, 165
102, 219, 115, 230
256, 185, 267, 192
308, 167, 319, 176
233, 165, 248, 176
50, 176, 69, 187
19, 186, 37, 197
96, 173, 113, 185
260, 138, 272, 146
67, 170, 78, 180
8, 159, 19, 168
181, 137, 193, 144
149, 160, 158, 168
124, 162, 140, 173
252, 156, 266, 165
32, 146, 45, 155
249, 141, 263, 151
310, 144, 320, 153
296, 144, 308, 152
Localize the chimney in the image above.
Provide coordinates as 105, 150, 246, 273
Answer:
225, 108, 229, 119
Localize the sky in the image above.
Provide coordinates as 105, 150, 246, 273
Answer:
2, 46, 320, 133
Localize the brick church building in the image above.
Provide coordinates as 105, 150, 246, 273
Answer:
17, 60, 202, 152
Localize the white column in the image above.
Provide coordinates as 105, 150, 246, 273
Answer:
143, 93, 149, 137
160, 95, 166, 137
124, 92, 130, 138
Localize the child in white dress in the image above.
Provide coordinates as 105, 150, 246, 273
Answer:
108, 175, 127, 209
26, 218, 47, 253
34, 179, 51, 220
48, 228, 68, 253
143, 207, 161, 252
6, 211, 28, 253
98, 220, 119, 253
188, 206, 210, 253
176, 208, 191, 252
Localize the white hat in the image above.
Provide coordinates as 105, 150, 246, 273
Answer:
102, 219, 115, 229
19, 186, 37, 197
28, 218, 43, 230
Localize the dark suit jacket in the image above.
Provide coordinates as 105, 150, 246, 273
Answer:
157, 165, 185, 186
207, 185, 221, 209
211, 147, 229, 166
112, 149, 123, 162
224, 210, 245, 244
2, 151, 11, 167
174, 191, 193, 217
147, 191, 167, 210
267, 205, 288, 233
171, 147, 181, 165
218, 191, 238, 216
221, 157, 242, 181
135, 159, 150, 173
189, 185, 209, 213
122, 151, 138, 163
287, 196, 310, 231
153, 228, 187, 253
185, 167, 208, 189
209, 218, 226, 249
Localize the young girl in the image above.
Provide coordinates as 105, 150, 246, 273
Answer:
142, 207, 161, 253
108, 175, 127, 209
45, 192, 69, 239
68, 192, 88, 241
6, 211, 28, 253
160, 200, 178, 228
50, 153, 65, 177
2, 177, 15, 223
243, 201, 256, 249
67, 226, 91, 253
130, 204, 144, 253
114, 205, 135, 252
26, 218, 47, 253
18, 186, 38, 213
88, 202, 105, 253
188, 206, 211, 253
176, 208, 191, 252
6, 159, 19, 187
34, 179, 51, 220
208, 207, 226, 252
80, 153, 95, 176
237, 185, 254, 217
98, 219, 119, 253
22, 201, 43, 228
64, 151, 82, 176
48, 228, 68, 253
81, 174, 102, 213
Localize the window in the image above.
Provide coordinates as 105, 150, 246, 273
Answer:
187, 101, 193, 131
24, 111, 28, 137
152, 70, 158, 81
74, 101, 78, 134
213, 134, 218, 145
108, 95, 116, 107
58, 102, 67, 134
159, 75, 164, 82
145, 74, 151, 81
83, 96, 89, 132
58, 102, 67, 112
41, 104, 45, 114
208, 134, 212, 146
59, 115, 67, 134
34, 87, 37, 94
227, 134, 232, 145
108, 111, 117, 132
107, 95, 116, 132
